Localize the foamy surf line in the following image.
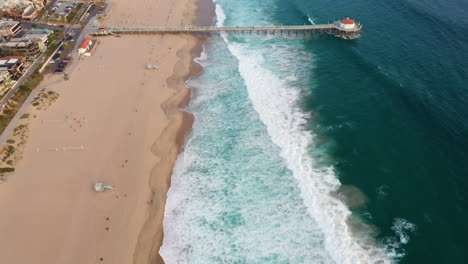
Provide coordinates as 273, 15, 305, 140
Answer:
160, 0, 414, 263
215, 2, 393, 264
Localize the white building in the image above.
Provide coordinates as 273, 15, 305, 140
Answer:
0, 20, 22, 37
339, 18, 356, 30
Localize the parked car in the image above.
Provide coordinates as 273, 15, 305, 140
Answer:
52, 53, 60, 60
54, 69, 63, 73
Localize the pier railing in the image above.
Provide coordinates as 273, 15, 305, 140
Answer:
90, 23, 362, 39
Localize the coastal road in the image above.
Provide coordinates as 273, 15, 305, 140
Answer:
20, 21, 65, 32
0, 0, 100, 126
0, 52, 47, 109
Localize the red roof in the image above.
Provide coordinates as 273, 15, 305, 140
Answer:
0, 56, 24, 61
340, 18, 355, 24
80, 38, 92, 49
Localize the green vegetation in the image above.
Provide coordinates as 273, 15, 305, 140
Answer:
22, 72, 44, 91
67, 3, 84, 24
2, 145, 15, 162
0, 4, 70, 134
20, 113, 29, 119
0, 167, 15, 173
13, 124, 26, 135
6, 139, 15, 144
0, 75, 38, 133
48, 32, 59, 44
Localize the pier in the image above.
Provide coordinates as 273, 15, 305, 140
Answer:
90, 18, 362, 39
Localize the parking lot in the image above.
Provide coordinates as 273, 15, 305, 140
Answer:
44, 1, 82, 22
47, 28, 81, 74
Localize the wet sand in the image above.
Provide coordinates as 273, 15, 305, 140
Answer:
0, 0, 203, 262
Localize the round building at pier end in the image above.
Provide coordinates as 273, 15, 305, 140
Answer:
339, 18, 356, 29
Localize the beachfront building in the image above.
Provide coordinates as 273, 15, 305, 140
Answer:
0, 38, 44, 57
0, 0, 42, 21
0, 20, 22, 38
0, 56, 25, 79
18, 28, 52, 45
78, 37, 97, 56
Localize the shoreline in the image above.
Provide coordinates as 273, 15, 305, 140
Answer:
0, 0, 214, 262
132, 0, 215, 262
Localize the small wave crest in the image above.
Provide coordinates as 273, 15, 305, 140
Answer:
308, 15, 316, 25
385, 218, 416, 259
216, 3, 393, 263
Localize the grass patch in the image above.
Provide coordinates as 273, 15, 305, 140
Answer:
2, 145, 15, 162
67, 3, 84, 23
20, 113, 29, 119
0, 167, 15, 173
6, 139, 15, 144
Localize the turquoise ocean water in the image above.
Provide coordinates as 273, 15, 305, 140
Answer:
160, 0, 468, 263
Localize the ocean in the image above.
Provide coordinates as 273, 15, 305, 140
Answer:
160, 0, 468, 263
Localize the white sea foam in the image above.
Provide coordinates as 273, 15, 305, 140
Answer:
308, 16, 316, 25
162, 1, 403, 263
193, 44, 208, 66
215, 4, 226, 27
384, 218, 416, 259
216, 3, 393, 263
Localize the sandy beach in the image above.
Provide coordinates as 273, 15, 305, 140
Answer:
0, 0, 203, 262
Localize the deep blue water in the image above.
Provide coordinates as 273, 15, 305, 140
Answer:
161, 0, 468, 263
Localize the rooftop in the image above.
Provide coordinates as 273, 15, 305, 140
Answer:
0, 20, 20, 29
340, 18, 355, 24
80, 38, 92, 49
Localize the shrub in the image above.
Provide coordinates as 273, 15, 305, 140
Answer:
0, 167, 15, 173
